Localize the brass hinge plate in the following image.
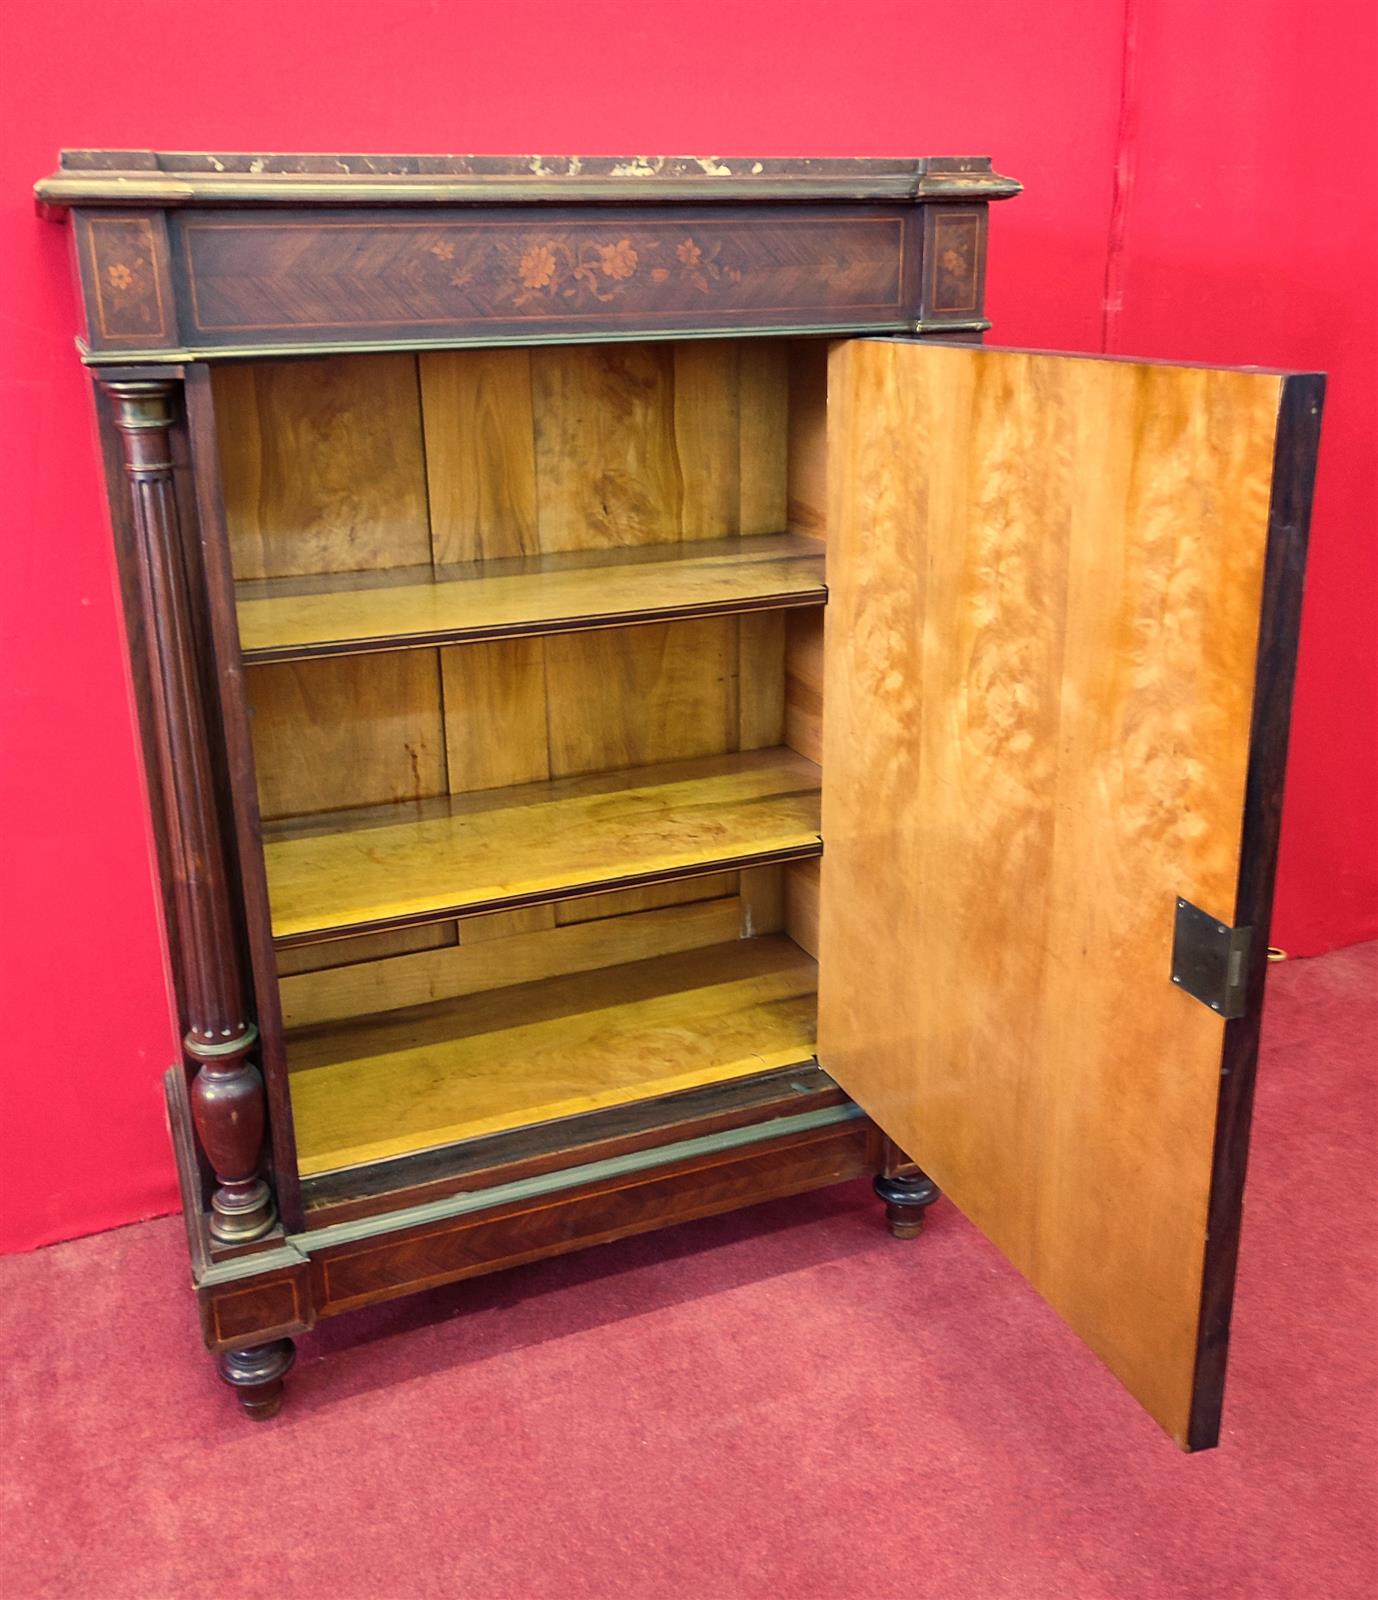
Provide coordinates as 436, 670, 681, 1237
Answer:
1171, 897, 1253, 1019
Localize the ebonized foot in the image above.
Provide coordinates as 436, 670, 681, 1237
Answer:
218, 1338, 296, 1420
874, 1171, 940, 1239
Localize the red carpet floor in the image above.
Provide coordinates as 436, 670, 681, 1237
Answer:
3, 942, 1375, 1599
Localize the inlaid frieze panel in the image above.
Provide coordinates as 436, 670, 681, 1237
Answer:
172, 206, 917, 350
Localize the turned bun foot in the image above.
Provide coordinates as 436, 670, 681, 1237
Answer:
874, 1171, 940, 1239
218, 1338, 296, 1420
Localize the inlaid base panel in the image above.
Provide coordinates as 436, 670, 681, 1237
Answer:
306, 1108, 871, 1318
187, 1091, 874, 1355
287, 934, 818, 1176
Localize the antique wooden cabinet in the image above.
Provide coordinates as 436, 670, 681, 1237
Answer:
35, 151, 1322, 1450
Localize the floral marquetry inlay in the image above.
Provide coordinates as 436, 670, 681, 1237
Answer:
426, 229, 752, 310
80, 213, 172, 345
927, 210, 982, 317
177, 209, 911, 346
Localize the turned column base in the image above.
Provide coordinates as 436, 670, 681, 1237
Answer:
218, 1338, 296, 1420
874, 1171, 940, 1239
208, 1178, 276, 1245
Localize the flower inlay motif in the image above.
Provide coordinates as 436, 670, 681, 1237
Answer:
673, 234, 743, 294
519, 244, 558, 289
106, 262, 134, 291
417, 228, 750, 312
597, 239, 638, 280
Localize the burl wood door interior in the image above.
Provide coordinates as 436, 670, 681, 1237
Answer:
819, 339, 1320, 1450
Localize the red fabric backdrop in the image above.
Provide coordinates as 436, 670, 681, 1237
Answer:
2, 0, 1373, 1253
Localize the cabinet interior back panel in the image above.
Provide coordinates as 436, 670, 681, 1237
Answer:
212, 353, 432, 580
246, 614, 787, 820
212, 341, 794, 580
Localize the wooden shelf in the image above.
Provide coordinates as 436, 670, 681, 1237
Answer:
236, 533, 826, 662
287, 936, 819, 1176
263, 746, 823, 945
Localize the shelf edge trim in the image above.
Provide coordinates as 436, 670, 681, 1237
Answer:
240, 584, 827, 664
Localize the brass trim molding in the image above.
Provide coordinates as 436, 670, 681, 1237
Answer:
291, 1102, 868, 1255
75, 318, 992, 367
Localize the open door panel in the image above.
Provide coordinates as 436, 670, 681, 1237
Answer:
818, 339, 1322, 1449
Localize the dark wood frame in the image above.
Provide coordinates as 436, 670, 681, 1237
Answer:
1187, 371, 1325, 1449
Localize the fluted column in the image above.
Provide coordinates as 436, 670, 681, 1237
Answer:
105, 379, 275, 1244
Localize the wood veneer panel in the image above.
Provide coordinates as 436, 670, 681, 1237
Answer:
264, 746, 822, 943
213, 355, 430, 580
543, 616, 739, 775
739, 864, 785, 937
287, 936, 818, 1175
531, 344, 680, 551
308, 1113, 871, 1316
438, 612, 786, 790
419, 347, 538, 563
457, 906, 556, 942
739, 611, 787, 750
552, 873, 740, 926
164, 205, 913, 356
416, 341, 790, 567
783, 859, 820, 958
819, 339, 1289, 1447
740, 342, 791, 533
246, 652, 446, 820
440, 638, 550, 794
786, 339, 829, 538
234, 533, 825, 661
280, 894, 744, 1028
783, 340, 829, 766
276, 922, 457, 978
673, 341, 741, 538
784, 611, 824, 764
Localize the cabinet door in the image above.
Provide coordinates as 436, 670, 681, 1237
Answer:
818, 339, 1322, 1449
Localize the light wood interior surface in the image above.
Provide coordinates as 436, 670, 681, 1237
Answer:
287, 935, 819, 1175
212, 354, 432, 580
213, 341, 793, 584
216, 336, 832, 1185
246, 605, 797, 935
280, 892, 741, 1028
226, 339, 830, 978
279, 868, 784, 1014
234, 533, 825, 660
818, 339, 1284, 1446
264, 747, 822, 943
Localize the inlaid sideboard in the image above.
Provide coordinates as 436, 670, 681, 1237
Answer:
35, 150, 1322, 1449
